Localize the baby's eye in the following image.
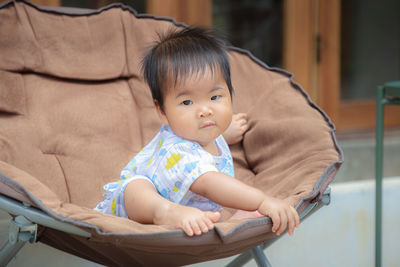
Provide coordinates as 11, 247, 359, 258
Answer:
181, 100, 193, 105
211, 95, 221, 101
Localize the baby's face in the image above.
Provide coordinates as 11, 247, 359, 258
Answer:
157, 68, 232, 149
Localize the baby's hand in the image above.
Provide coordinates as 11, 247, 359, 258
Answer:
178, 207, 221, 236
223, 113, 249, 145
258, 196, 300, 236
157, 203, 221, 236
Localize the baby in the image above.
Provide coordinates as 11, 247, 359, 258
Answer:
95, 27, 299, 237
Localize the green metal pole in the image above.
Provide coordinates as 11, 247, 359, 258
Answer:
375, 85, 384, 267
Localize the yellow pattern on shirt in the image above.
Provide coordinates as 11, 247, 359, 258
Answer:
166, 154, 181, 170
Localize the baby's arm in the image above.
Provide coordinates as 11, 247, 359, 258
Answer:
190, 172, 300, 236
223, 113, 249, 145
124, 179, 220, 236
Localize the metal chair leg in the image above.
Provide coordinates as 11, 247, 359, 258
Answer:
0, 215, 38, 266
375, 81, 400, 267
250, 245, 272, 267
375, 85, 384, 267
0, 239, 27, 266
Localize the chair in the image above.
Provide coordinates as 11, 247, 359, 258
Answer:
0, 1, 343, 266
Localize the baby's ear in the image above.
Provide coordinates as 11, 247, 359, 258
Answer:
154, 100, 169, 125
153, 100, 164, 114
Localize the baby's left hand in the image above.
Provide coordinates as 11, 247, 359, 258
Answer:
223, 113, 249, 145
258, 196, 300, 236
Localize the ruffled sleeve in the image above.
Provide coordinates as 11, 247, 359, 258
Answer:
154, 141, 218, 203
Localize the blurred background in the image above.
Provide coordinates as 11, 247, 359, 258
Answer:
22, 0, 400, 183
1, 0, 399, 266
22, 0, 400, 134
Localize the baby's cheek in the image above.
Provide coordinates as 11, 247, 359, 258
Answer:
220, 106, 233, 130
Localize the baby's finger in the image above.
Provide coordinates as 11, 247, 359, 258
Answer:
239, 119, 247, 126
291, 206, 300, 228
205, 211, 221, 223
235, 113, 247, 120
204, 217, 215, 230
182, 221, 194, 236
197, 219, 209, 233
287, 210, 295, 236
189, 221, 202, 236
276, 211, 288, 235
270, 213, 281, 233
241, 123, 249, 132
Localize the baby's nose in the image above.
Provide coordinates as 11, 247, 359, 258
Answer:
198, 105, 213, 118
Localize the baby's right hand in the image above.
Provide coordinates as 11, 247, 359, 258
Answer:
223, 113, 249, 145
181, 208, 221, 236
157, 203, 221, 236
257, 196, 300, 236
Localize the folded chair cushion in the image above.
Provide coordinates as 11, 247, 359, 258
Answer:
0, 1, 343, 266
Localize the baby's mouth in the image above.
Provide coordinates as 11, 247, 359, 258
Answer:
200, 121, 216, 129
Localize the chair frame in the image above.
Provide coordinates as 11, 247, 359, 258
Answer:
0, 188, 330, 267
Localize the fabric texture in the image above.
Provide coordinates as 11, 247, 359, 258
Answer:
95, 124, 233, 216
0, 1, 343, 266
94, 176, 148, 218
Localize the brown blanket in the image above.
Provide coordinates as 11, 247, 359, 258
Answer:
0, 1, 342, 266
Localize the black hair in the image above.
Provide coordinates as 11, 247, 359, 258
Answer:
141, 27, 234, 111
